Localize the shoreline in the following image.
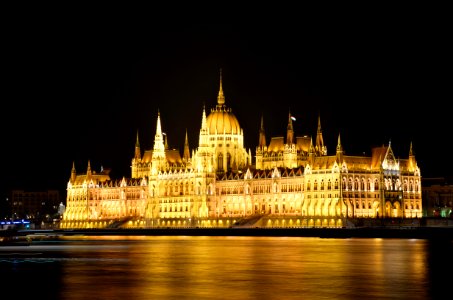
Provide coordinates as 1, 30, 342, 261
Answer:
6, 226, 453, 240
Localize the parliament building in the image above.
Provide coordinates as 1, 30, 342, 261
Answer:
60, 73, 422, 229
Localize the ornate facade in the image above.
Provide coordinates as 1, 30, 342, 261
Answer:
60, 72, 422, 229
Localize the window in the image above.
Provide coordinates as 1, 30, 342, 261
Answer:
218, 154, 223, 170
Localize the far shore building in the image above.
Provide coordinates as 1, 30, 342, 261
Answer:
60, 72, 422, 229
422, 177, 453, 218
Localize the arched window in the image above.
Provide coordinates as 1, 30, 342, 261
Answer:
314, 180, 318, 191
321, 180, 325, 190
218, 154, 223, 171
374, 179, 379, 190
327, 180, 332, 190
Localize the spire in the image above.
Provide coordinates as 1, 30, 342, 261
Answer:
336, 133, 344, 164
164, 132, 168, 150
408, 141, 416, 172
152, 110, 166, 157
217, 68, 225, 106
183, 129, 190, 162
134, 130, 141, 160
286, 110, 294, 145
336, 133, 343, 153
86, 160, 92, 179
199, 105, 209, 148
309, 137, 315, 154
315, 113, 325, 155
156, 109, 163, 137
258, 114, 267, 148
71, 161, 76, 183
201, 104, 207, 131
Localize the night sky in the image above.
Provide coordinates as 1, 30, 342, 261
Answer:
2, 21, 450, 198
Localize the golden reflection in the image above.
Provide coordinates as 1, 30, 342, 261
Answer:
48, 237, 431, 299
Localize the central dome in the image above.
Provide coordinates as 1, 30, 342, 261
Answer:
205, 69, 241, 135
206, 106, 241, 135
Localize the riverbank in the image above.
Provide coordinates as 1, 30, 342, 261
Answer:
3, 226, 452, 240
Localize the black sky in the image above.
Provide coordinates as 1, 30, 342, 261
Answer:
2, 20, 451, 198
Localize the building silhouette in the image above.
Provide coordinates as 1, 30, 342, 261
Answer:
422, 177, 453, 218
7, 189, 60, 227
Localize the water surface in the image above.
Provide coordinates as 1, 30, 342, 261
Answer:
1, 236, 451, 299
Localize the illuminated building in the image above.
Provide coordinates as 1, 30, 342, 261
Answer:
60, 72, 422, 229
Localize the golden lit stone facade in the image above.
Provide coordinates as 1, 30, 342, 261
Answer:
60, 72, 422, 229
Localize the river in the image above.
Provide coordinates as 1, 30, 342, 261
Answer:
1, 236, 452, 299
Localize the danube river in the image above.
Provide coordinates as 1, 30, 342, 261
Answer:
1, 236, 452, 299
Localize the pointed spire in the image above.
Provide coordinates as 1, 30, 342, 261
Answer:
71, 161, 76, 182
156, 109, 163, 137
258, 113, 267, 148
336, 133, 342, 152
317, 113, 322, 131
199, 105, 209, 148
135, 130, 140, 147
86, 160, 92, 179
309, 137, 315, 153
183, 129, 190, 162
134, 130, 141, 160
217, 68, 225, 106
408, 141, 416, 172
286, 110, 294, 145
201, 104, 207, 131
315, 113, 325, 155
152, 110, 166, 156
164, 132, 168, 150
336, 133, 343, 163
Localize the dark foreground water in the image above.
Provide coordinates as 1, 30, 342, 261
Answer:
1, 236, 452, 300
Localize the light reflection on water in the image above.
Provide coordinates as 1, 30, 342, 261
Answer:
1, 236, 451, 300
